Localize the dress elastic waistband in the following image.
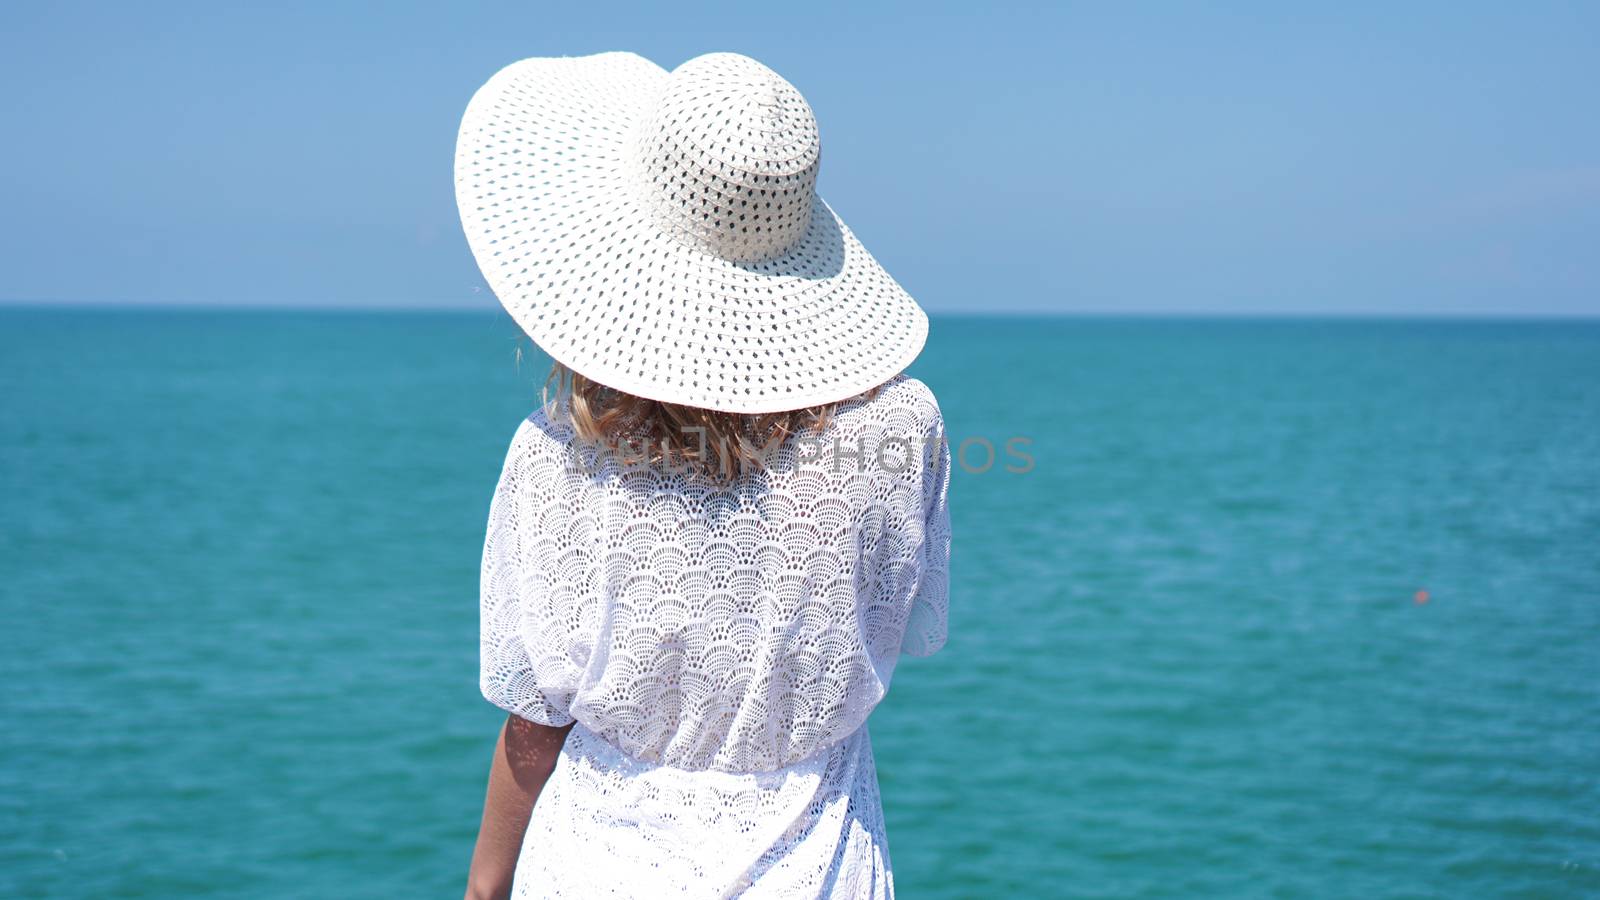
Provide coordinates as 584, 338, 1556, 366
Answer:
561, 720, 872, 784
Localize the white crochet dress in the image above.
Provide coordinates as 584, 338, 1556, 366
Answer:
479, 374, 952, 898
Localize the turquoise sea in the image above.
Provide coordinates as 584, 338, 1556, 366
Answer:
3, 308, 1598, 898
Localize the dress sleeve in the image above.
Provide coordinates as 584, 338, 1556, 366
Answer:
479, 419, 581, 727
901, 407, 952, 658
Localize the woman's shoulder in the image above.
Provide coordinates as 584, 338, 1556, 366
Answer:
505, 397, 579, 459
882, 373, 942, 410
841, 373, 945, 433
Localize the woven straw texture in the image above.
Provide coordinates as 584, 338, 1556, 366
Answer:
455, 51, 929, 413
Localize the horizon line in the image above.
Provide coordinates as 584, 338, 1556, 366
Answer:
1, 298, 1598, 322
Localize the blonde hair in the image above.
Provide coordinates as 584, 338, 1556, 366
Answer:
540, 361, 883, 484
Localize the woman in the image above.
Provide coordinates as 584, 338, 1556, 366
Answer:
457, 51, 952, 899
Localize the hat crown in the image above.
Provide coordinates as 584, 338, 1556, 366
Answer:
631, 53, 820, 263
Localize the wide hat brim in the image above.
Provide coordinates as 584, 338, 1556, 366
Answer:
454, 52, 928, 414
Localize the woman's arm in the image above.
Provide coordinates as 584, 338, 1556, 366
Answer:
464, 714, 575, 900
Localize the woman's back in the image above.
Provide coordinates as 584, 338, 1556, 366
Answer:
480, 373, 952, 774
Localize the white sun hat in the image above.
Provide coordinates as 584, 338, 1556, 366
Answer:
454, 51, 929, 414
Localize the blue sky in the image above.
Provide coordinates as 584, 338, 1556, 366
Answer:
3, 1, 1597, 315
